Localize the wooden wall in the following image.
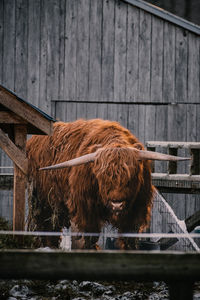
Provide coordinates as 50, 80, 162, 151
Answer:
0, 0, 200, 225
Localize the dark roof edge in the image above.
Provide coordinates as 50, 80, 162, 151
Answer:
0, 84, 55, 122
123, 0, 200, 35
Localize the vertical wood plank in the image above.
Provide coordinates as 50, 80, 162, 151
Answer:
197, 105, 200, 142
15, 0, 28, 98
0, 0, 4, 174
163, 22, 175, 103
58, 0, 66, 100
195, 190, 200, 224
0, 0, 3, 83
76, 0, 90, 101
154, 105, 168, 173
117, 104, 128, 128
138, 105, 146, 144
195, 109, 200, 214
114, 0, 127, 102
88, 0, 102, 101
107, 104, 118, 122
155, 105, 168, 141
151, 16, 163, 102
13, 125, 27, 231
66, 103, 77, 122
188, 33, 200, 103
102, 0, 115, 101
64, 0, 78, 100
167, 104, 187, 220
27, 0, 40, 107
186, 103, 198, 231
126, 5, 139, 101
154, 106, 168, 232
46, 0, 60, 113
175, 28, 188, 103
138, 10, 151, 102
145, 105, 156, 141
55, 101, 65, 121
3, 0, 15, 89
56, 102, 77, 123
168, 104, 187, 141
128, 104, 139, 137
39, 0, 48, 111
76, 102, 87, 119
1, 0, 16, 170
86, 103, 97, 119
97, 103, 108, 120
187, 104, 197, 142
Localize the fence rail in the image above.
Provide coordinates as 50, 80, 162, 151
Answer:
0, 250, 199, 300
146, 141, 200, 194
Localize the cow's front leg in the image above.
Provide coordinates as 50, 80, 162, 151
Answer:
83, 224, 101, 250
84, 235, 100, 250
117, 227, 139, 250
70, 222, 101, 250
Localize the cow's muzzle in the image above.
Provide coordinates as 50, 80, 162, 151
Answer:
110, 200, 124, 215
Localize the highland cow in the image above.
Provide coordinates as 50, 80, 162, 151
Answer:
26, 119, 189, 249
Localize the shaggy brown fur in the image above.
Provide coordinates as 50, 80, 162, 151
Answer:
26, 119, 154, 249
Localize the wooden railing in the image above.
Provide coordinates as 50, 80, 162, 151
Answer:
1, 143, 200, 300
146, 141, 200, 194
0, 249, 199, 300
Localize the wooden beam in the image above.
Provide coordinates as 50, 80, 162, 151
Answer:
0, 87, 53, 135
185, 210, 200, 232
13, 125, 27, 232
1, 250, 197, 299
0, 128, 28, 175
122, 0, 200, 36
0, 250, 199, 282
152, 174, 200, 194
0, 111, 27, 124
146, 141, 200, 149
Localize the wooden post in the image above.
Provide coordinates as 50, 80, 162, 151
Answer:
13, 125, 27, 232
168, 148, 178, 174
168, 281, 194, 300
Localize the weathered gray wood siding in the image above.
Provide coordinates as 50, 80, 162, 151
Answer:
0, 0, 199, 105
0, 0, 199, 227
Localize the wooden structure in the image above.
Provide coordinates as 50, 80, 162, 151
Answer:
145, 142, 200, 249
0, 84, 54, 231
0, 0, 200, 228
146, 141, 200, 194
0, 249, 200, 300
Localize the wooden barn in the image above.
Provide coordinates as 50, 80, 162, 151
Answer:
0, 0, 200, 234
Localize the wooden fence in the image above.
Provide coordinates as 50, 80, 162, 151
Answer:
0, 249, 200, 300
0, 0, 200, 226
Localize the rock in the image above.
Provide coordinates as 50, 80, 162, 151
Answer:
122, 291, 136, 299
79, 281, 94, 291
91, 282, 108, 295
9, 285, 30, 297
194, 292, 200, 300
103, 289, 115, 296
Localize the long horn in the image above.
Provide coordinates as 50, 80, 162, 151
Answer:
133, 149, 191, 161
40, 147, 191, 171
39, 152, 97, 171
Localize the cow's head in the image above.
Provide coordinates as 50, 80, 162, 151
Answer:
40, 146, 190, 218
92, 147, 144, 217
